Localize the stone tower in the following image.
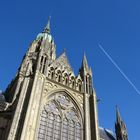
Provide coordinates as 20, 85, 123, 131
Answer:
115, 107, 128, 140
0, 18, 99, 140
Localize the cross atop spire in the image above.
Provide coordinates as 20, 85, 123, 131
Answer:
43, 16, 51, 34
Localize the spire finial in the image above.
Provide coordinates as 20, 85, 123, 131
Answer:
44, 16, 51, 33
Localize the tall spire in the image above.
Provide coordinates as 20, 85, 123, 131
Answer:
79, 53, 91, 80
116, 106, 122, 123
43, 16, 51, 34
82, 53, 89, 71
115, 106, 128, 140
89, 66, 93, 76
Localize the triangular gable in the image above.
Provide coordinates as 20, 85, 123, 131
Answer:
49, 52, 74, 75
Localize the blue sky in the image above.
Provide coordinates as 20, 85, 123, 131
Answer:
0, 0, 140, 139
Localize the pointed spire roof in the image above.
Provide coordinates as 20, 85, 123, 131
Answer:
82, 53, 89, 71
116, 106, 122, 123
89, 67, 93, 76
49, 51, 74, 74
43, 16, 51, 34
115, 106, 128, 139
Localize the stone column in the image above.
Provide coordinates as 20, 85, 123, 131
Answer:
20, 72, 45, 140
84, 75, 91, 140
84, 93, 91, 140
90, 91, 100, 140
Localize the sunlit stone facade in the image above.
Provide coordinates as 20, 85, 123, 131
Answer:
0, 19, 128, 140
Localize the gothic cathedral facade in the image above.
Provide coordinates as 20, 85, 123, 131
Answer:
0, 19, 128, 140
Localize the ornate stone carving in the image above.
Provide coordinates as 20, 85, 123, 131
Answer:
57, 95, 70, 109
44, 82, 58, 93
38, 92, 83, 140
49, 52, 73, 74
44, 102, 60, 115
71, 92, 83, 106
65, 109, 79, 122
44, 92, 82, 120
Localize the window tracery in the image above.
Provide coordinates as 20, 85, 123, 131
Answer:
38, 92, 83, 140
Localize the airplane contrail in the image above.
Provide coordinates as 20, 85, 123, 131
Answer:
98, 44, 140, 96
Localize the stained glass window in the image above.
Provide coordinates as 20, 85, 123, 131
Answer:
38, 93, 83, 140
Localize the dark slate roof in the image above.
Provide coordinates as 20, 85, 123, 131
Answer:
99, 127, 116, 140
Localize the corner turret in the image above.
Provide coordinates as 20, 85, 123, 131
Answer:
79, 53, 93, 94
115, 106, 128, 140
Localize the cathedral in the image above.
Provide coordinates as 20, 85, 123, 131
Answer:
0, 18, 128, 140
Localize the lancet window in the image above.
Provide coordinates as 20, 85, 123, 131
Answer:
40, 56, 47, 73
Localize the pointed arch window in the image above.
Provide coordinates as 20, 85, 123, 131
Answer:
42, 57, 47, 73
57, 70, 62, 83
38, 93, 83, 140
50, 67, 55, 80
40, 56, 47, 73
39, 56, 44, 72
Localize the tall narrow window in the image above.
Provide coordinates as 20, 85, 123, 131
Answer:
51, 72, 54, 79
75, 122, 82, 140
40, 56, 44, 72
65, 78, 68, 85
50, 67, 55, 80
42, 57, 47, 74
58, 75, 61, 83
62, 118, 68, 140
69, 120, 75, 140
57, 71, 61, 83
53, 115, 61, 140
38, 110, 47, 140
79, 84, 82, 92
86, 76, 88, 93
72, 81, 75, 89
45, 113, 54, 140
